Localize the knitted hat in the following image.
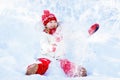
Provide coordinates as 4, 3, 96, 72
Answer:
42, 10, 57, 26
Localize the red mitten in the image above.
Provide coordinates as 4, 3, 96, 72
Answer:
88, 23, 99, 35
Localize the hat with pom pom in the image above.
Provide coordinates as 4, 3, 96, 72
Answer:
42, 10, 57, 26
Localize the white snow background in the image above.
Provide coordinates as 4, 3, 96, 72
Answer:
0, 0, 120, 80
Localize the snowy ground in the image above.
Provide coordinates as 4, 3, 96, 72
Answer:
0, 0, 120, 80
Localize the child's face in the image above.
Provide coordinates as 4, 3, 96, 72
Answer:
46, 20, 57, 29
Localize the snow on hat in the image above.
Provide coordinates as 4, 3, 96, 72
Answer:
42, 10, 57, 26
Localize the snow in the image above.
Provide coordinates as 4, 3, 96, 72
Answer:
0, 0, 120, 80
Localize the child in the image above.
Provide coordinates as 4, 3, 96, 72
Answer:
26, 10, 65, 75
26, 10, 87, 77
39, 10, 65, 59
